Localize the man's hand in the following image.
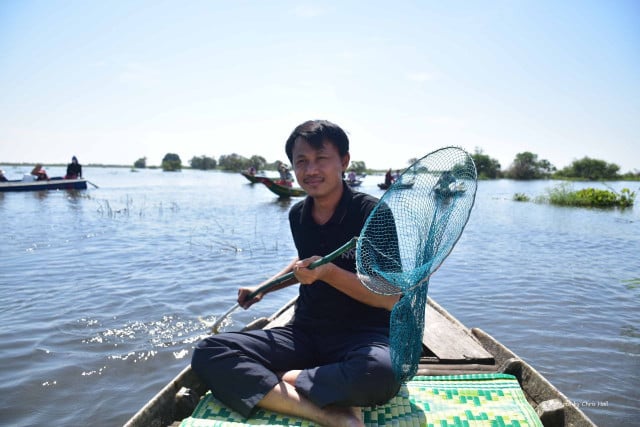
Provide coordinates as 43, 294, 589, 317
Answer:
238, 286, 263, 309
292, 256, 329, 284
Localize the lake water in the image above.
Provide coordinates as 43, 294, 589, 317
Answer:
1, 165, 638, 426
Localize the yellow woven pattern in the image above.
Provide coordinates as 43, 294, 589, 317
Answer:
180, 374, 542, 427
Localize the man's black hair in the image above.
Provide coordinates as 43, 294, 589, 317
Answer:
285, 120, 349, 162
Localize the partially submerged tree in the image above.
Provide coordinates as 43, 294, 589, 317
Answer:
507, 152, 554, 180
248, 155, 267, 171
218, 153, 250, 171
133, 157, 147, 169
162, 153, 182, 171
471, 149, 502, 179
349, 161, 367, 174
190, 155, 217, 170
556, 157, 620, 180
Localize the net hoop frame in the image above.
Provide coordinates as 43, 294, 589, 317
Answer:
355, 146, 478, 296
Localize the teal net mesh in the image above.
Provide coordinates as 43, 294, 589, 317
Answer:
356, 147, 477, 381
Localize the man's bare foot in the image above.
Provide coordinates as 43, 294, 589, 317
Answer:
321, 405, 363, 427
271, 371, 363, 427
280, 369, 301, 386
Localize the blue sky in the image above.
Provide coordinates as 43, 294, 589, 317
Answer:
1, 1, 638, 172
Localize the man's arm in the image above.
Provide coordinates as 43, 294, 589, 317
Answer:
238, 258, 300, 309
294, 258, 400, 311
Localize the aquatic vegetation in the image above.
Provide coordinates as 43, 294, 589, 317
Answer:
514, 183, 636, 208
513, 193, 530, 202
543, 183, 636, 208
622, 278, 640, 291
95, 196, 179, 218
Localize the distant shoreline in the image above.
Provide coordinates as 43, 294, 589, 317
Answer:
1, 162, 134, 168
0, 163, 386, 174
2, 163, 638, 181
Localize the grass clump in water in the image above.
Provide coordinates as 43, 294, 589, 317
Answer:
543, 183, 635, 208
513, 193, 530, 202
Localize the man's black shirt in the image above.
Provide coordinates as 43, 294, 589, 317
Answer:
288, 183, 391, 332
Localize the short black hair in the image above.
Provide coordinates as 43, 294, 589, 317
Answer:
285, 120, 349, 162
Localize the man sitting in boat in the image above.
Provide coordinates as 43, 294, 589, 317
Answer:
65, 156, 82, 179
192, 120, 401, 427
31, 164, 49, 181
276, 163, 293, 187
384, 168, 393, 187
435, 170, 455, 191
0, 169, 7, 182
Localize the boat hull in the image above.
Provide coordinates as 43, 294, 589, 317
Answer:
240, 171, 267, 184
378, 182, 414, 190
259, 178, 306, 198
124, 297, 596, 427
0, 177, 88, 192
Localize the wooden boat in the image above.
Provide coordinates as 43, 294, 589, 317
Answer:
240, 171, 268, 184
377, 181, 414, 190
434, 182, 467, 198
125, 297, 596, 427
259, 177, 306, 198
346, 179, 362, 188
0, 176, 88, 192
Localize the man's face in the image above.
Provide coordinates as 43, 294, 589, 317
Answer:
291, 138, 349, 199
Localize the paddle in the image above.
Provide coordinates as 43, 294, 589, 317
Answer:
206, 237, 358, 334
87, 180, 99, 188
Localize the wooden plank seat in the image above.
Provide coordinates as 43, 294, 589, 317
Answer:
418, 298, 496, 375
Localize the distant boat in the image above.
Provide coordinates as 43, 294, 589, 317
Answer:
346, 179, 362, 188
259, 177, 306, 198
0, 176, 88, 192
434, 182, 467, 198
240, 171, 268, 184
378, 181, 414, 190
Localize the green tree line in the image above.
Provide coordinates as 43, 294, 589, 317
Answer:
471, 149, 638, 181
141, 153, 370, 174
136, 150, 638, 181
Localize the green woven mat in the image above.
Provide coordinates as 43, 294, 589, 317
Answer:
180, 373, 542, 427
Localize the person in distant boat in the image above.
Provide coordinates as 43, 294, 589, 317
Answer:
0, 169, 8, 182
192, 120, 401, 427
277, 163, 293, 187
277, 162, 287, 179
247, 166, 256, 176
384, 168, 393, 187
31, 164, 49, 181
435, 170, 455, 191
347, 170, 357, 184
65, 156, 82, 179
393, 169, 401, 182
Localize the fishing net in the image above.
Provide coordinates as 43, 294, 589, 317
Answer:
356, 146, 477, 381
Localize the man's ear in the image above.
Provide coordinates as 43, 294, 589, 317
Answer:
342, 153, 351, 172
